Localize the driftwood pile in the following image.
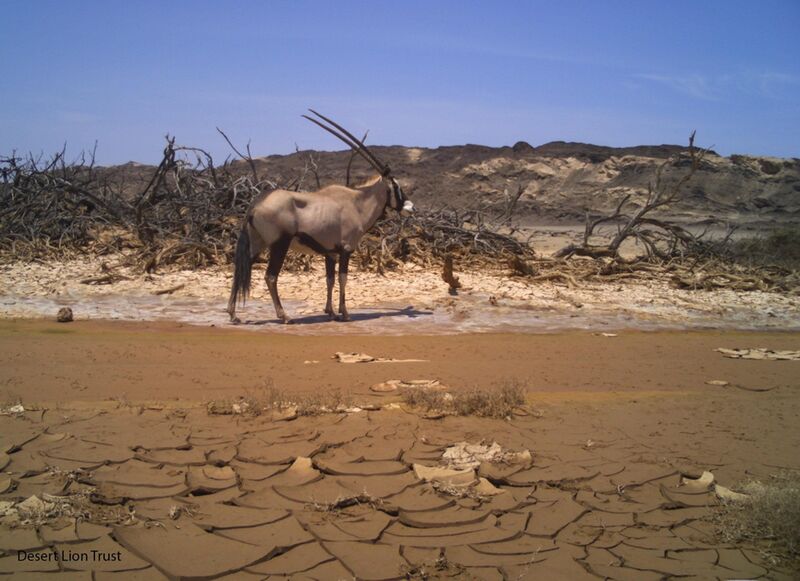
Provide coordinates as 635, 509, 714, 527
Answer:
506, 255, 798, 294
359, 207, 534, 273
1, 135, 796, 294
0, 138, 262, 270
0, 136, 534, 273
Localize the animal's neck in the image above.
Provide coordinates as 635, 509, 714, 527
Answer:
354, 178, 388, 230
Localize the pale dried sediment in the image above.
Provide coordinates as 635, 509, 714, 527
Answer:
716, 347, 800, 360
1, 255, 798, 332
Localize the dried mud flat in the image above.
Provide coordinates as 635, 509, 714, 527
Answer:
0, 320, 799, 579
1, 248, 800, 579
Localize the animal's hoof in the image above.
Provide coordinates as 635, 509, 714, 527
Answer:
230, 316, 241, 325
336, 314, 351, 322
281, 318, 294, 325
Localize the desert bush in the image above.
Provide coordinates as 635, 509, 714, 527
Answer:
402, 381, 526, 419
726, 228, 800, 270
207, 381, 356, 417
713, 471, 800, 568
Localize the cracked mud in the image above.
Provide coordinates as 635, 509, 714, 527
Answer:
1, 390, 798, 579
1, 320, 798, 579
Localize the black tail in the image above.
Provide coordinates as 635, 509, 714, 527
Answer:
228, 224, 252, 315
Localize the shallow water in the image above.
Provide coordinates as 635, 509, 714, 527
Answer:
2, 290, 797, 335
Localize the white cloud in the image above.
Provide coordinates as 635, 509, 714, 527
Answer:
637, 71, 800, 101
637, 73, 718, 100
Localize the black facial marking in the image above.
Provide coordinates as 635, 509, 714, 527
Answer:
388, 179, 405, 210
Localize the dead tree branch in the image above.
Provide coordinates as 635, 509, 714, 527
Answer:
555, 132, 710, 261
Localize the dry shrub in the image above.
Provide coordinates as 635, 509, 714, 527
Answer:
727, 227, 800, 270
451, 384, 526, 418
207, 381, 355, 417
402, 387, 449, 411
293, 388, 354, 416
402, 554, 465, 580
403, 381, 526, 419
713, 471, 800, 568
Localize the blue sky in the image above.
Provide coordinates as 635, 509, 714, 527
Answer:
2, 1, 798, 164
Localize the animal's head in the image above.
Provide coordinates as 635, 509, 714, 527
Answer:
303, 109, 414, 215
386, 177, 414, 215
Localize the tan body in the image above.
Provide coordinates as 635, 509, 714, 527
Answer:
249, 177, 388, 256
227, 175, 412, 324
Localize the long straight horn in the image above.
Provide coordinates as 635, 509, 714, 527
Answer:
302, 115, 384, 175
307, 109, 390, 175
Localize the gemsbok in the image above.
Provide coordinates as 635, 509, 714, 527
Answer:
227, 110, 414, 324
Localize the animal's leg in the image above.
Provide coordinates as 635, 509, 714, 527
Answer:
337, 251, 351, 322
265, 236, 292, 324
324, 255, 336, 319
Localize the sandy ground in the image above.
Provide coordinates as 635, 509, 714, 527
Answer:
0, 319, 799, 579
1, 320, 798, 404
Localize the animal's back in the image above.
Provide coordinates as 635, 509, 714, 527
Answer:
248, 187, 358, 252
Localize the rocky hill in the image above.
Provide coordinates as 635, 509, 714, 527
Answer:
109, 142, 800, 226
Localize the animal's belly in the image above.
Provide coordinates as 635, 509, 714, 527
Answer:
289, 239, 317, 255
289, 231, 343, 256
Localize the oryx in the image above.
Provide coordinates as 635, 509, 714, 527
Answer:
227, 110, 414, 324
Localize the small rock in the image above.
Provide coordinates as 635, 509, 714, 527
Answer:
705, 380, 729, 387
57, 307, 73, 323
681, 470, 715, 491
475, 477, 506, 496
